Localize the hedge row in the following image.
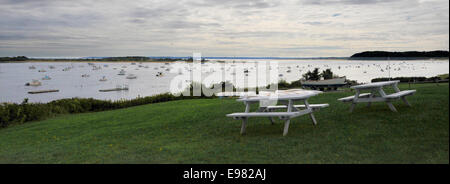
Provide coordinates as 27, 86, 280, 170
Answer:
371, 76, 441, 83
0, 93, 210, 129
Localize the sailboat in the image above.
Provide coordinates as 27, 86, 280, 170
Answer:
118, 69, 126, 75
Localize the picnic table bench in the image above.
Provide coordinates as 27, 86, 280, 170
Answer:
225, 89, 329, 136
338, 80, 416, 112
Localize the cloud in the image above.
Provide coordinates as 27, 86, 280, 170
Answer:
190, 0, 280, 9
0, 0, 448, 57
302, 21, 331, 25
301, 0, 399, 5
277, 46, 344, 50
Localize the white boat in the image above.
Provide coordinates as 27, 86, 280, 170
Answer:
92, 66, 102, 70
118, 69, 126, 75
301, 77, 347, 90
26, 80, 42, 86
99, 76, 107, 81
126, 74, 137, 79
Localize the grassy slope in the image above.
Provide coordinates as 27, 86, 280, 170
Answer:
0, 83, 448, 164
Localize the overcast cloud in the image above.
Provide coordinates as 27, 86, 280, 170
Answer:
0, 0, 448, 57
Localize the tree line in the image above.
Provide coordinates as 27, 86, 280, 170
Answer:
350, 50, 448, 58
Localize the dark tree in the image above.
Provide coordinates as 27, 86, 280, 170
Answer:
350, 50, 449, 58
321, 69, 333, 80
303, 68, 321, 80
0, 56, 28, 62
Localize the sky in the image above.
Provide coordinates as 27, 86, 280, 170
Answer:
0, 0, 448, 57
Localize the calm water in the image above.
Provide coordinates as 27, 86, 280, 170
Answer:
0, 59, 448, 103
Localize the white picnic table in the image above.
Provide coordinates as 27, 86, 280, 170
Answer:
225, 89, 329, 136
338, 80, 416, 112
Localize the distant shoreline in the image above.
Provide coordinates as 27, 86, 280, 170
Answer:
1, 58, 449, 63
1, 55, 449, 63
3, 60, 173, 63
350, 50, 449, 60
349, 57, 449, 60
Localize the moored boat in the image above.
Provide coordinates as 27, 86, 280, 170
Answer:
99, 85, 129, 92
28, 89, 59, 94
25, 80, 42, 86
301, 77, 347, 91
126, 74, 137, 79
99, 76, 107, 81
42, 75, 51, 80
118, 69, 126, 75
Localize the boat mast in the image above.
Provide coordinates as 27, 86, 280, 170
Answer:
388, 56, 391, 81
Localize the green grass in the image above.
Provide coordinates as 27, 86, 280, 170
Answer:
0, 83, 448, 164
438, 73, 449, 80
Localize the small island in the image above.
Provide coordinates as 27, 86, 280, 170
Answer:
350, 50, 449, 60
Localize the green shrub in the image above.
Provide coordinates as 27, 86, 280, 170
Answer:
0, 88, 217, 129
277, 80, 291, 89
371, 76, 440, 83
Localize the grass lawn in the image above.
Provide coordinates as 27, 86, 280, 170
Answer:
0, 83, 448, 164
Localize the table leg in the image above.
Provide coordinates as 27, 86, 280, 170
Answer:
401, 97, 412, 107
283, 119, 290, 136
267, 108, 275, 125
241, 102, 250, 135
258, 106, 275, 125
304, 99, 317, 125
350, 90, 360, 112
283, 100, 293, 136
378, 88, 397, 112
393, 83, 412, 107
367, 89, 376, 107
